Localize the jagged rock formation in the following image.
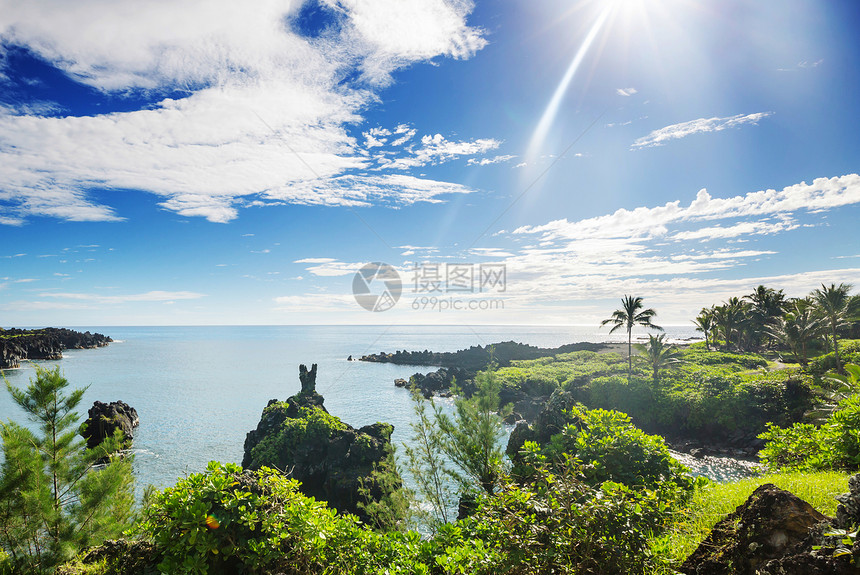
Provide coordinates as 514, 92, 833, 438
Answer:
81, 401, 139, 450
242, 364, 404, 525
0, 327, 112, 369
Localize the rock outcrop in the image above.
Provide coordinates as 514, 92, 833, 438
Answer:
361, 340, 609, 371
0, 327, 112, 369
242, 364, 404, 525
680, 483, 828, 574
506, 389, 580, 460
81, 401, 139, 450
678, 477, 860, 575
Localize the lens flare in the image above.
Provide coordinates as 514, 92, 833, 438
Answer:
525, 4, 613, 165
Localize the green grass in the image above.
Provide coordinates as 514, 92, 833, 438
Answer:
648, 471, 851, 574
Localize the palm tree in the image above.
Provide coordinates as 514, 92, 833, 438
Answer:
767, 298, 825, 366
692, 307, 715, 351
634, 334, 683, 382
745, 285, 786, 349
601, 295, 662, 377
712, 297, 748, 350
812, 283, 853, 372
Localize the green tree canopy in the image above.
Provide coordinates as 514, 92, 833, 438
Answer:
0, 367, 134, 574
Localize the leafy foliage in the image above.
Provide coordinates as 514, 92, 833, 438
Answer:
513, 405, 699, 506
759, 366, 860, 472
601, 295, 662, 377
809, 340, 860, 375
129, 459, 679, 575
449, 464, 667, 575
0, 367, 134, 574
135, 461, 429, 575
434, 368, 511, 495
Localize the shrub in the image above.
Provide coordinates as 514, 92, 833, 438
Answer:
809, 340, 860, 375
679, 348, 768, 370
759, 391, 860, 472
511, 405, 699, 517
448, 464, 670, 575
134, 461, 427, 575
0, 367, 134, 574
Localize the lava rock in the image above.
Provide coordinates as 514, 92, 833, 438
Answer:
242, 364, 403, 525
680, 484, 828, 575
81, 400, 139, 449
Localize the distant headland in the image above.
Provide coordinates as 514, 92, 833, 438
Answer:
0, 327, 112, 369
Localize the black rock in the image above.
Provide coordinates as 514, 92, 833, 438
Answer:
81, 400, 139, 450
242, 364, 404, 525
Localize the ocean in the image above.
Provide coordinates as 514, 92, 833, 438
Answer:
1, 324, 708, 491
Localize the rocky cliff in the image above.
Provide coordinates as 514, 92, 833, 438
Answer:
0, 327, 112, 369
242, 364, 405, 527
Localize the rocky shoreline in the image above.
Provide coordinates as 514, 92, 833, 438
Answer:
360, 340, 621, 371
373, 338, 771, 460
0, 327, 112, 369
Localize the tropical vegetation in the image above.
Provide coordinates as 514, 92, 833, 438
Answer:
3, 280, 859, 574
0, 367, 134, 574
601, 295, 662, 377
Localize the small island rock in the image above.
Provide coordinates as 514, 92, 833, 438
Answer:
81, 400, 139, 449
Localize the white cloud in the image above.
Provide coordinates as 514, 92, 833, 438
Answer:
616, 87, 637, 96
0, 0, 487, 224
264, 173, 475, 206
467, 154, 516, 166
632, 112, 773, 149
295, 257, 337, 264
377, 134, 501, 170
672, 219, 799, 241
296, 259, 364, 277
337, 0, 487, 85
38, 290, 205, 304
514, 174, 860, 242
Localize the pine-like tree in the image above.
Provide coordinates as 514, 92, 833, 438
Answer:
0, 367, 134, 573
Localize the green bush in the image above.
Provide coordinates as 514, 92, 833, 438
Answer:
514, 406, 698, 502
809, 340, 860, 374
127, 459, 683, 575
759, 393, 860, 472
495, 351, 625, 397
449, 466, 663, 575
134, 461, 426, 575
679, 348, 768, 370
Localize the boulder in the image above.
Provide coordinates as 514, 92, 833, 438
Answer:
406, 366, 470, 398
680, 484, 828, 575
0, 339, 25, 369
81, 401, 139, 449
506, 389, 579, 460
242, 364, 404, 526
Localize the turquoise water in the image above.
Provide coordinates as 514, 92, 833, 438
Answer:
1, 325, 707, 491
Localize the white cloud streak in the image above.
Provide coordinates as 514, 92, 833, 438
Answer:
38, 290, 205, 304
467, 154, 516, 166
632, 112, 773, 149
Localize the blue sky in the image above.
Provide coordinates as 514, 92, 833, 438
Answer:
1, 0, 858, 326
